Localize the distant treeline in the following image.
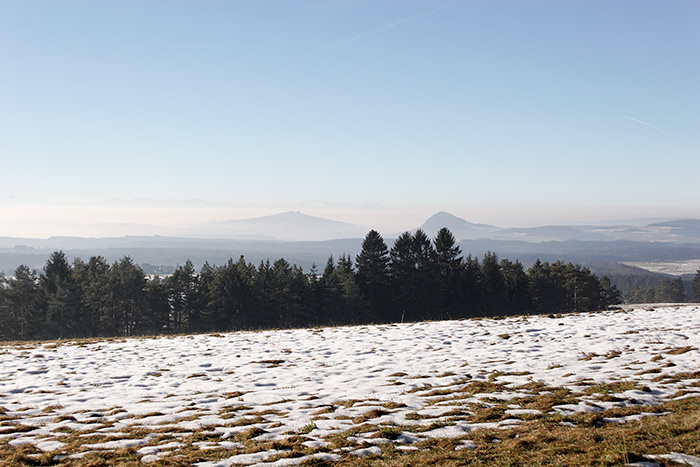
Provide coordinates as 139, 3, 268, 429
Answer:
0, 228, 625, 341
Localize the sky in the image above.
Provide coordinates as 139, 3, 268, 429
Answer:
1, 0, 699, 237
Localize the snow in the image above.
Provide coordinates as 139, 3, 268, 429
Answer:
1, 305, 699, 463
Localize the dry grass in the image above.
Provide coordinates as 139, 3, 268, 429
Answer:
313, 397, 700, 467
665, 346, 697, 355
2, 390, 699, 466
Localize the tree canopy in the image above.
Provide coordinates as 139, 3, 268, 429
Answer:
0, 228, 624, 341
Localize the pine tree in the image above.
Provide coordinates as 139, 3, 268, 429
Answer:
388, 230, 439, 322
500, 258, 531, 314
331, 254, 363, 324
693, 269, 700, 303
144, 275, 170, 334
413, 229, 439, 318
40, 251, 81, 338
107, 256, 148, 336
166, 260, 198, 333
655, 277, 687, 303
72, 256, 111, 337
434, 228, 464, 318
479, 252, 506, 316
6, 266, 45, 340
598, 275, 622, 308
389, 232, 417, 322
356, 230, 390, 322
527, 260, 561, 314
457, 254, 481, 318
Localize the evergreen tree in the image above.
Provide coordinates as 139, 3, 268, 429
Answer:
72, 256, 111, 337
166, 260, 198, 333
265, 258, 310, 328
434, 228, 462, 270
434, 228, 464, 319
319, 256, 339, 324
205, 257, 258, 331
356, 230, 390, 322
5, 266, 45, 340
40, 251, 81, 338
655, 277, 687, 303
0, 273, 8, 340
144, 275, 170, 334
193, 262, 216, 331
598, 275, 622, 308
389, 232, 418, 322
107, 256, 148, 336
479, 252, 507, 316
457, 254, 482, 318
500, 258, 531, 314
412, 229, 439, 318
527, 260, 562, 314
388, 230, 439, 322
624, 283, 656, 303
692, 269, 700, 303
329, 254, 362, 324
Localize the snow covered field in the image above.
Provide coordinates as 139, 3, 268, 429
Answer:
1, 305, 699, 465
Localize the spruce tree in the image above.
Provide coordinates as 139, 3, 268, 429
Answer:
655, 277, 687, 303
434, 228, 464, 318
6, 266, 45, 340
108, 256, 148, 336
500, 258, 531, 314
479, 252, 506, 316
389, 232, 417, 322
40, 251, 81, 338
356, 230, 390, 322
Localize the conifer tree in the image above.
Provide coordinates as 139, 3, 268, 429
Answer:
0, 273, 8, 340
72, 256, 111, 337
107, 256, 148, 336
356, 230, 390, 322
389, 232, 417, 322
655, 277, 687, 303
40, 251, 81, 338
500, 258, 530, 314
144, 275, 170, 334
7, 266, 46, 339
166, 260, 198, 333
388, 230, 439, 322
433, 228, 464, 318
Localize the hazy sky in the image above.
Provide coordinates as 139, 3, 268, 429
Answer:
1, 1, 698, 237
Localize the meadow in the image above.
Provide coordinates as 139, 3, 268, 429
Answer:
1, 305, 699, 466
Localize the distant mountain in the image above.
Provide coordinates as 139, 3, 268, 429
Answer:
416, 212, 700, 244
648, 219, 700, 242
184, 211, 367, 241
416, 212, 499, 240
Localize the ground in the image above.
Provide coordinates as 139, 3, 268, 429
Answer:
1, 305, 699, 466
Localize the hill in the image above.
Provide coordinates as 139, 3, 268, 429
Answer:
1, 305, 698, 465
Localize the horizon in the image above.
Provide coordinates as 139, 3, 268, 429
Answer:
1, 196, 698, 239
2, 1, 698, 239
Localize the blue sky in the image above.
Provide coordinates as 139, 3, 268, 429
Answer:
1, 1, 698, 236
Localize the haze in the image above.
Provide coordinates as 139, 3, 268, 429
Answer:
2, 1, 698, 239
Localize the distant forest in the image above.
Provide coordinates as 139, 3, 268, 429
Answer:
2, 227, 695, 342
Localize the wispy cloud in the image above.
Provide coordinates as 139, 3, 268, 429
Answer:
313, 2, 457, 55
622, 115, 674, 136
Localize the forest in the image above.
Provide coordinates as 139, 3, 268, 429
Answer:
0, 227, 645, 341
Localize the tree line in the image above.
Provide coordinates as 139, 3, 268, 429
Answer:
622, 276, 697, 304
0, 228, 624, 341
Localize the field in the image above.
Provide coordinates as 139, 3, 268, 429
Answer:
1, 305, 699, 466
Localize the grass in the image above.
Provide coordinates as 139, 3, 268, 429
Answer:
2, 382, 699, 466
2, 308, 699, 466
306, 397, 700, 467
